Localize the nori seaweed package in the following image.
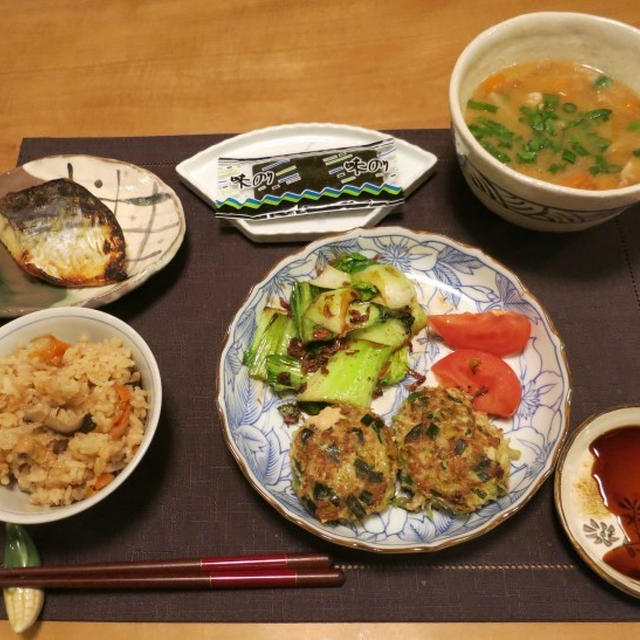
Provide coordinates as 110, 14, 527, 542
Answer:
215, 138, 404, 220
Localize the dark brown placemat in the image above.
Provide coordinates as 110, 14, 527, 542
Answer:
4, 130, 640, 622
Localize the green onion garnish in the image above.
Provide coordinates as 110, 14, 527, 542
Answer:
475, 117, 515, 144
633, 149, 640, 157
467, 86, 628, 175
526, 134, 551, 151
593, 75, 613, 88
480, 140, 511, 163
570, 140, 590, 156
467, 100, 498, 113
586, 108, 612, 121
586, 133, 611, 153
516, 150, 537, 163
589, 155, 622, 175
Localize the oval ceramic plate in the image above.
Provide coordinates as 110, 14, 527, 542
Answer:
555, 406, 640, 599
218, 227, 571, 552
176, 123, 437, 243
0, 155, 186, 317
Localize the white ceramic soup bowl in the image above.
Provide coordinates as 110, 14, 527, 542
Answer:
0, 307, 162, 524
449, 12, 640, 232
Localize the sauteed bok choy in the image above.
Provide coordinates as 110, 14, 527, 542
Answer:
243, 253, 427, 411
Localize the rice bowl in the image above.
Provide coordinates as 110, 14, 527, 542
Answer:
0, 307, 161, 524
0, 335, 149, 506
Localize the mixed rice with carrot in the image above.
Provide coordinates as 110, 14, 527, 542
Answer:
0, 334, 148, 506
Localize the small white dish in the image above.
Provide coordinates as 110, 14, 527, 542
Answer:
176, 123, 437, 242
0, 155, 186, 317
555, 405, 640, 599
218, 226, 571, 552
0, 307, 162, 524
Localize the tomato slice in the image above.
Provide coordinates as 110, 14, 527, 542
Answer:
429, 311, 531, 357
431, 349, 521, 418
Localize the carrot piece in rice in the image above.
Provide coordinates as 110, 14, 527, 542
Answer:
110, 384, 132, 439
28, 335, 70, 366
93, 472, 114, 492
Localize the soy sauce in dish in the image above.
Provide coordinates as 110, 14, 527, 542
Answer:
590, 426, 640, 580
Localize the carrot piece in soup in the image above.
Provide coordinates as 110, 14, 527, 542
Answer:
481, 72, 506, 96
594, 174, 621, 190
561, 173, 595, 189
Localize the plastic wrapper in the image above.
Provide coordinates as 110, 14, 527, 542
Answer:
214, 138, 404, 220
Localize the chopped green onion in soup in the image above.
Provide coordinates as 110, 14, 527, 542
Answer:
464, 60, 640, 189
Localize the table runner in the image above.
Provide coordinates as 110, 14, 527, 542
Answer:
5, 130, 640, 622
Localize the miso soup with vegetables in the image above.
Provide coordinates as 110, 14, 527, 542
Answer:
465, 60, 640, 189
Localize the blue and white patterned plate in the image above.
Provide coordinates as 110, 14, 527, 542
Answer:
217, 227, 571, 552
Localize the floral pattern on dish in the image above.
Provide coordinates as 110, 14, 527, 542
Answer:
555, 406, 640, 599
219, 226, 571, 552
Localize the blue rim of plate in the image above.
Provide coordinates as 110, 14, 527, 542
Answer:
217, 226, 572, 552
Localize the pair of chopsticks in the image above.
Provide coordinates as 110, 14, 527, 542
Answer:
0, 552, 344, 590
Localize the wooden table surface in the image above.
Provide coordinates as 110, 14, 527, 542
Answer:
1, 0, 639, 637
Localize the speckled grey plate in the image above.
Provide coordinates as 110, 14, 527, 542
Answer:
0, 155, 186, 317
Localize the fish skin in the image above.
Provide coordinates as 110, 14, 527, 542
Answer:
0, 178, 127, 287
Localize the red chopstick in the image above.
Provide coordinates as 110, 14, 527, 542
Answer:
0, 568, 345, 590
0, 552, 345, 590
0, 551, 332, 579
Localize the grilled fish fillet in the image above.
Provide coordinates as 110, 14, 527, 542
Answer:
0, 178, 126, 287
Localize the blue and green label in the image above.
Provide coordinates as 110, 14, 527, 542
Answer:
215, 138, 404, 219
